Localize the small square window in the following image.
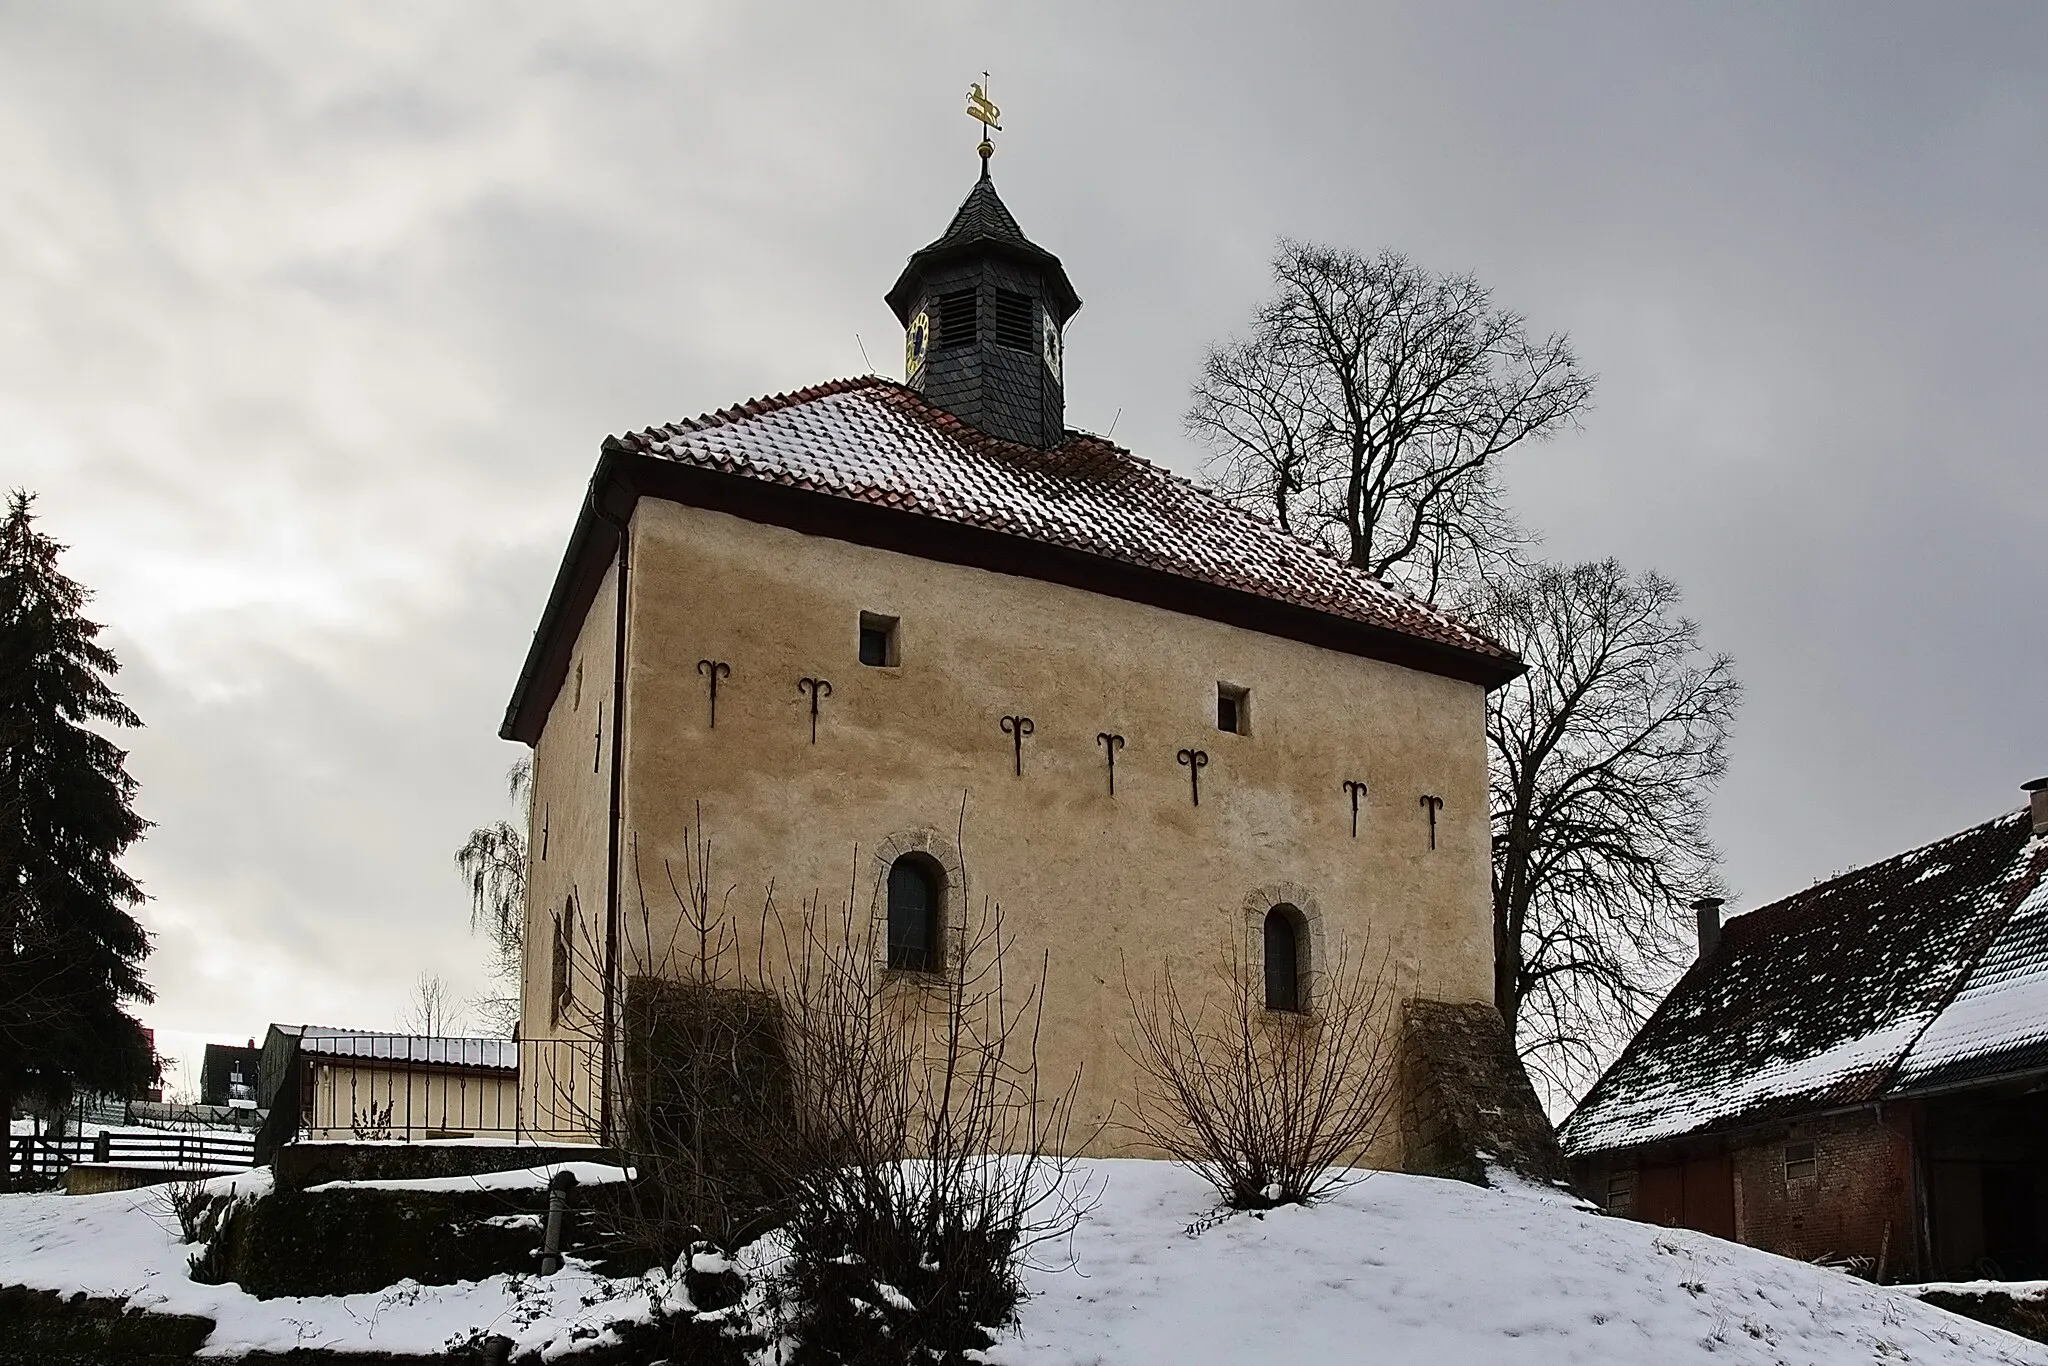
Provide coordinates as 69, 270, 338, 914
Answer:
1217, 683, 1250, 735
859, 612, 898, 667
1784, 1141, 1816, 1181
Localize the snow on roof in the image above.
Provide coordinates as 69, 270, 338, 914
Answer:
1895, 864, 2048, 1091
291, 1028, 517, 1072
1562, 809, 2048, 1156
612, 378, 1514, 668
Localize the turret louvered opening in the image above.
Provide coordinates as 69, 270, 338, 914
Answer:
993, 290, 1035, 351
936, 289, 977, 350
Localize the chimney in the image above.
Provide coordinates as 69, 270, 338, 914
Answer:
1693, 897, 1725, 961
2026, 778, 2048, 838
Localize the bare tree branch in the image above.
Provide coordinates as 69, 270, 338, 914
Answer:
1471, 559, 1740, 1107
1188, 243, 1592, 601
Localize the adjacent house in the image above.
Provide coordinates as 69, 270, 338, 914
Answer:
1562, 781, 2048, 1281
254, 1025, 530, 1154
498, 153, 1548, 1169
199, 1040, 262, 1109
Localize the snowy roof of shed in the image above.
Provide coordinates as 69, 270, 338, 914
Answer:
288, 1027, 517, 1073
502, 377, 1519, 741
1561, 808, 2048, 1157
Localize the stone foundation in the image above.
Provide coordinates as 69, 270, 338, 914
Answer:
1399, 998, 1572, 1191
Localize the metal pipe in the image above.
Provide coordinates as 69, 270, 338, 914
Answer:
538, 1169, 579, 1276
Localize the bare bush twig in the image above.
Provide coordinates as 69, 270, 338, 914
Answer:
1123, 925, 1399, 1208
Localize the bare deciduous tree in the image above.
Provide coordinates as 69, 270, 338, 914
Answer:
454, 756, 530, 1036
1188, 242, 1594, 601
1475, 560, 1740, 1106
1122, 926, 1399, 1208
397, 970, 462, 1038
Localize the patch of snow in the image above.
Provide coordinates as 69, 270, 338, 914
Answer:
303, 1161, 631, 1194
3, 1160, 2039, 1363
1907, 1279, 2048, 1298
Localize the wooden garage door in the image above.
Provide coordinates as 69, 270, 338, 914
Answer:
1638, 1155, 1735, 1240
1681, 1154, 1736, 1240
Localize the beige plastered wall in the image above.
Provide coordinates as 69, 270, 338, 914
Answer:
518, 559, 618, 1140
522, 499, 1494, 1164
303, 1061, 520, 1142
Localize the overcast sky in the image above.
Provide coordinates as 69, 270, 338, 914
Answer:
6, 3, 2045, 1096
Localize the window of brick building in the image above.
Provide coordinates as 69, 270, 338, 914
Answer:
1784, 1141, 1817, 1182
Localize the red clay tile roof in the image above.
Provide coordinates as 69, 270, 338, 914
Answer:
610, 376, 1514, 666
1561, 808, 2048, 1156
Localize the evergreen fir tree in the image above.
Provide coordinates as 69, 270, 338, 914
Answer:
0, 490, 154, 1171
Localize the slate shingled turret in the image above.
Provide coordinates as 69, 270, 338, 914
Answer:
885, 166, 1080, 448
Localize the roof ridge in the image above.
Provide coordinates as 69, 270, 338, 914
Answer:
1731, 807, 2031, 937
621, 375, 888, 446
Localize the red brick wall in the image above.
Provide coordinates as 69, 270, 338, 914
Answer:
1731, 1107, 1917, 1280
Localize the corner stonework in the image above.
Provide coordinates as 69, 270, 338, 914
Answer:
1398, 998, 1574, 1193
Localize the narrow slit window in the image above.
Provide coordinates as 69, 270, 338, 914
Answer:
1264, 906, 1303, 1012
1217, 683, 1250, 735
859, 612, 899, 667
1784, 1141, 1816, 1181
993, 290, 1034, 351
936, 288, 978, 350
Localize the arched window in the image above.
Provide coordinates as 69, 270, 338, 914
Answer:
887, 856, 942, 972
1264, 906, 1303, 1012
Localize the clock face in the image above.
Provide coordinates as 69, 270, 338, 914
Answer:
905, 309, 931, 378
1041, 310, 1062, 382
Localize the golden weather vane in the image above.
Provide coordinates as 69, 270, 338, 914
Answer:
966, 73, 1001, 167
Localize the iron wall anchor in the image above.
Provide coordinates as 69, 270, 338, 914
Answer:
696, 659, 731, 727
1096, 732, 1125, 794
1343, 779, 1368, 837
1177, 748, 1209, 806
1001, 714, 1035, 776
797, 676, 833, 744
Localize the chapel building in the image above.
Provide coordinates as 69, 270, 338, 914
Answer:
500, 152, 1531, 1164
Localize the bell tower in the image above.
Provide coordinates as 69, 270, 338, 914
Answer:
885, 84, 1080, 448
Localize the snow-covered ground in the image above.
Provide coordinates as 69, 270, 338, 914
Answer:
0, 1160, 2040, 1362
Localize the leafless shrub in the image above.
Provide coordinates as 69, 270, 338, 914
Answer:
157, 1174, 212, 1242
534, 806, 1089, 1361
764, 860, 1088, 1363
1123, 925, 1399, 1208
350, 1098, 393, 1141
153, 1175, 248, 1283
